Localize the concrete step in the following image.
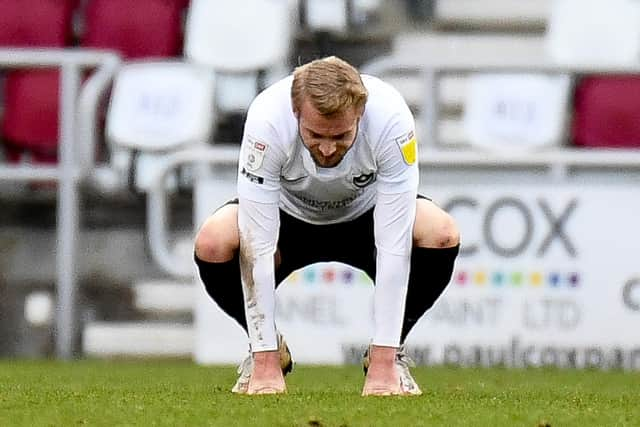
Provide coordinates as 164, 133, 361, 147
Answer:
133, 280, 195, 315
434, 0, 549, 31
83, 321, 194, 357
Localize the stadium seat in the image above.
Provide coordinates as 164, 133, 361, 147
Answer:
173, 0, 192, 9
462, 73, 571, 151
572, 77, 640, 148
79, 0, 189, 179
546, 0, 640, 148
303, 0, 349, 33
184, 0, 292, 115
82, 0, 184, 59
302, 0, 383, 32
105, 61, 215, 192
546, 0, 640, 66
2, 70, 63, 163
0, 0, 76, 47
0, 0, 77, 164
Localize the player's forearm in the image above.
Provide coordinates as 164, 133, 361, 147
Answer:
237, 198, 280, 352
239, 250, 278, 351
371, 189, 415, 346
371, 250, 411, 347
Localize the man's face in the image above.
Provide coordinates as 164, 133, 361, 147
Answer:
297, 100, 361, 168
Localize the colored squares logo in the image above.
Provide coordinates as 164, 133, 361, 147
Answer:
358, 270, 373, 286
454, 269, 581, 289
510, 272, 523, 286
568, 272, 580, 287
322, 268, 336, 284
491, 272, 504, 286
289, 265, 372, 286
530, 272, 543, 287
288, 270, 300, 284
474, 270, 487, 286
342, 269, 354, 284
303, 268, 316, 284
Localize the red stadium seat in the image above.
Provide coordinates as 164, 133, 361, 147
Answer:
0, 0, 76, 47
572, 76, 640, 148
0, 0, 76, 164
174, 0, 191, 10
2, 70, 61, 163
82, 0, 184, 59
0, 0, 185, 164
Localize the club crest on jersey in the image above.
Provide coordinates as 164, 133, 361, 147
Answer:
395, 131, 417, 165
244, 136, 268, 171
353, 172, 376, 188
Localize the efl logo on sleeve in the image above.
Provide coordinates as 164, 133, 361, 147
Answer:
395, 131, 417, 165
245, 136, 268, 171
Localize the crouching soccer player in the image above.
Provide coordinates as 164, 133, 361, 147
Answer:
194, 56, 460, 396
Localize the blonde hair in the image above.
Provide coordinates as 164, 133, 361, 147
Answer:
291, 56, 368, 116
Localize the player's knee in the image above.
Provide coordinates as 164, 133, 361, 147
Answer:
415, 213, 460, 249
194, 230, 218, 262
437, 215, 460, 248
194, 210, 239, 262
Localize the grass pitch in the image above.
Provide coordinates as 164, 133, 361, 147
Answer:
1, 360, 638, 426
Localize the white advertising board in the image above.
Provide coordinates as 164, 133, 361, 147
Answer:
195, 185, 640, 369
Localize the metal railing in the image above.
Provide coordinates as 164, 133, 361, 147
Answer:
146, 145, 239, 279
361, 50, 640, 154
0, 48, 121, 359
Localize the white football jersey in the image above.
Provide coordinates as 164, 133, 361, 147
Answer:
237, 74, 419, 224
235, 73, 420, 351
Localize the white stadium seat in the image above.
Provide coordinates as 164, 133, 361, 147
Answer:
105, 61, 215, 191
303, 0, 383, 32
305, 0, 349, 32
546, 0, 640, 66
185, 0, 293, 114
107, 61, 215, 152
462, 73, 571, 151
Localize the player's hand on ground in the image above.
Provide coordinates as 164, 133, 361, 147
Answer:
247, 350, 287, 394
362, 345, 402, 396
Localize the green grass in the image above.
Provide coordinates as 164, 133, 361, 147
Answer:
0, 360, 638, 427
